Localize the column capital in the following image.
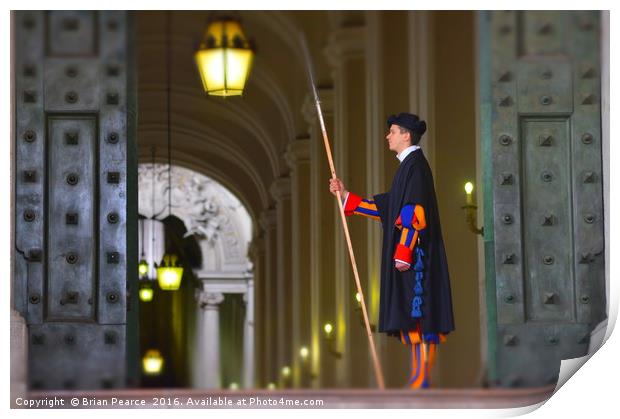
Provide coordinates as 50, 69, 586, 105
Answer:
195, 290, 225, 310
259, 208, 277, 230
324, 26, 367, 68
247, 236, 265, 260
285, 137, 311, 169
327, 11, 366, 30
302, 89, 334, 125
242, 280, 254, 305
270, 176, 291, 200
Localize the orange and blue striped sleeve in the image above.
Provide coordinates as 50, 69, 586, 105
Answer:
342, 192, 380, 221
393, 204, 426, 265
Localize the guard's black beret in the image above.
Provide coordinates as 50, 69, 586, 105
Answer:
387, 113, 427, 136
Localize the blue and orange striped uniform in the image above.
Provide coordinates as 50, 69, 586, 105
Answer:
343, 192, 425, 266
343, 191, 447, 389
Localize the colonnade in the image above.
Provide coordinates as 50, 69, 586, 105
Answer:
251, 18, 398, 388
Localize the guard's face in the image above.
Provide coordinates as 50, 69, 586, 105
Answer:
386, 124, 410, 153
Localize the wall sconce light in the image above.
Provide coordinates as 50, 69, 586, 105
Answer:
299, 346, 309, 360
354, 293, 376, 332
461, 181, 484, 236
322, 322, 342, 359
279, 365, 292, 388
298, 346, 318, 380
267, 382, 277, 390
323, 323, 333, 337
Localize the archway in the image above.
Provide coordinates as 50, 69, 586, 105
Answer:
138, 163, 254, 388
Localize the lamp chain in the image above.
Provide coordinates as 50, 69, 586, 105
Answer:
166, 10, 172, 219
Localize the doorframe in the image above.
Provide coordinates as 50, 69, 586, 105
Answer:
477, 10, 498, 386
125, 11, 140, 388
600, 10, 610, 326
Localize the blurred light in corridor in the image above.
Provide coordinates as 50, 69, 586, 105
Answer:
138, 258, 149, 277
323, 322, 343, 358
229, 382, 239, 390
323, 323, 334, 338
139, 284, 154, 302
156, 253, 184, 290
195, 17, 255, 97
299, 346, 309, 360
281, 366, 291, 378
142, 349, 164, 375
267, 382, 276, 390
355, 292, 362, 306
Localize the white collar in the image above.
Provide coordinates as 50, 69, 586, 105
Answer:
396, 145, 420, 162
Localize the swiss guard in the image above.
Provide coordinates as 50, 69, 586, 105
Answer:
329, 112, 455, 389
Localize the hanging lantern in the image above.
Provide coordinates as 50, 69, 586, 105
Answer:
194, 17, 255, 97
138, 258, 149, 277
142, 349, 164, 375
156, 253, 184, 290
139, 284, 154, 302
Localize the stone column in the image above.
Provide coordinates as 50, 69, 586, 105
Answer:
270, 177, 292, 388
248, 238, 264, 388
407, 11, 436, 171
195, 291, 225, 389
259, 209, 278, 387
303, 89, 338, 388
325, 23, 370, 387
358, 11, 386, 383
243, 280, 255, 389
192, 289, 205, 388
285, 137, 312, 388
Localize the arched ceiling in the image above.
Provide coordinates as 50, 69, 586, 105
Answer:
136, 11, 334, 223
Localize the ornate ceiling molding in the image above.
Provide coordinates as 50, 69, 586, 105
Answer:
137, 85, 281, 177
136, 124, 271, 211
285, 137, 311, 168
138, 164, 252, 260
324, 26, 367, 68
269, 176, 292, 200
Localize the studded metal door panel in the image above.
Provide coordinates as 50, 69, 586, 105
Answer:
14, 11, 132, 390
488, 11, 605, 387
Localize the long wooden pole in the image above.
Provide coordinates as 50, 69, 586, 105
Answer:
300, 35, 386, 390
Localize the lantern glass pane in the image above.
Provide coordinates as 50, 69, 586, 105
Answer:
225, 48, 253, 92
195, 49, 226, 93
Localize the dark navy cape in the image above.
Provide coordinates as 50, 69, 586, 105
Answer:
373, 148, 455, 338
